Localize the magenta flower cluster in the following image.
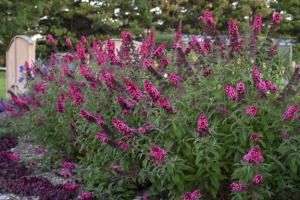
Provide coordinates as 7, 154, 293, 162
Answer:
243, 146, 264, 164
282, 104, 298, 120
150, 145, 167, 166
112, 116, 137, 135
183, 189, 201, 200
197, 114, 210, 136
230, 182, 249, 191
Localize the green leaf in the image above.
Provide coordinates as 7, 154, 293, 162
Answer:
209, 174, 219, 189
167, 182, 175, 190
155, 181, 162, 191
167, 164, 174, 175
164, 136, 173, 150
211, 188, 218, 198
274, 159, 286, 171
114, 187, 125, 192
266, 132, 275, 144
172, 122, 182, 140
209, 149, 220, 159
290, 144, 297, 152
289, 158, 297, 174
177, 183, 184, 192
234, 151, 240, 163
148, 174, 155, 183
195, 154, 203, 165
172, 174, 180, 184
184, 175, 197, 181
239, 131, 246, 147
126, 184, 137, 189
210, 162, 221, 174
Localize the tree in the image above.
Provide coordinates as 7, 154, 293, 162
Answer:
269, 0, 300, 62
219, 0, 272, 34
269, 0, 300, 41
154, 0, 239, 35
37, 0, 155, 56
0, 0, 47, 59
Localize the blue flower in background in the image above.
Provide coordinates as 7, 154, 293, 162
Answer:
0, 106, 4, 112
68, 64, 74, 70
18, 77, 24, 83
42, 67, 49, 73
19, 65, 24, 72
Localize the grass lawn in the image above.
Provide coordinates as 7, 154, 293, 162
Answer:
0, 71, 6, 99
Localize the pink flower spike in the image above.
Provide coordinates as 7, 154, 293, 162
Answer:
252, 14, 262, 35
145, 123, 153, 130
35, 149, 45, 155
236, 82, 245, 94
143, 80, 161, 101
112, 117, 136, 135
7, 153, 20, 161
265, 80, 278, 93
225, 85, 238, 101
117, 140, 130, 150
31, 162, 38, 167
47, 34, 55, 44
150, 145, 167, 167
142, 194, 150, 200
245, 106, 258, 116
124, 78, 143, 102
96, 132, 109, 143
113, 164, 120, 171
79, 192, 94, 200
139, 39, 148, 57
138, 127, 146, 134
81, 36, 89, 45
243, 145, 264, 164
258, 81, 267, 94
66, 38, 73, 47
272, 12, 281, 25
64, 183, 81, 191
230, 182, 249, 191
38, 118, 44, 125
283, 104, 299, 120
252, 67, 261, 86
253, 174, 263, 184
197, 114, 210, 136
216, 105, 230, 116
250, 133, 260, 141
62, 170, 70, 178
56, 100, 64, 112
183, 189, 201, 200
62, 161, 76, 170
282, 128, 291, 140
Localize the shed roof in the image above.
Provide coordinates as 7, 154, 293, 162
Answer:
6, 35, 35, 52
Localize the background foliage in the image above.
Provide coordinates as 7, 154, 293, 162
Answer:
0, 0, 299, 61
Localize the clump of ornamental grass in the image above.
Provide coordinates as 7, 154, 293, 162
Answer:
4, 11, 300, 200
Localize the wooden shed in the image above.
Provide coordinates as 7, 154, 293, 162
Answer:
6, 35, 35, 100
105, 38, 142, 54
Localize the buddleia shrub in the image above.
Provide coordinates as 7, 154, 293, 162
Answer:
5, 11, 300, 200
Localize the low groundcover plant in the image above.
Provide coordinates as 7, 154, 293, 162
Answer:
2, 11, 300, 200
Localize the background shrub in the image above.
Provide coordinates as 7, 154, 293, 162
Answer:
4, 12, 300, 200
